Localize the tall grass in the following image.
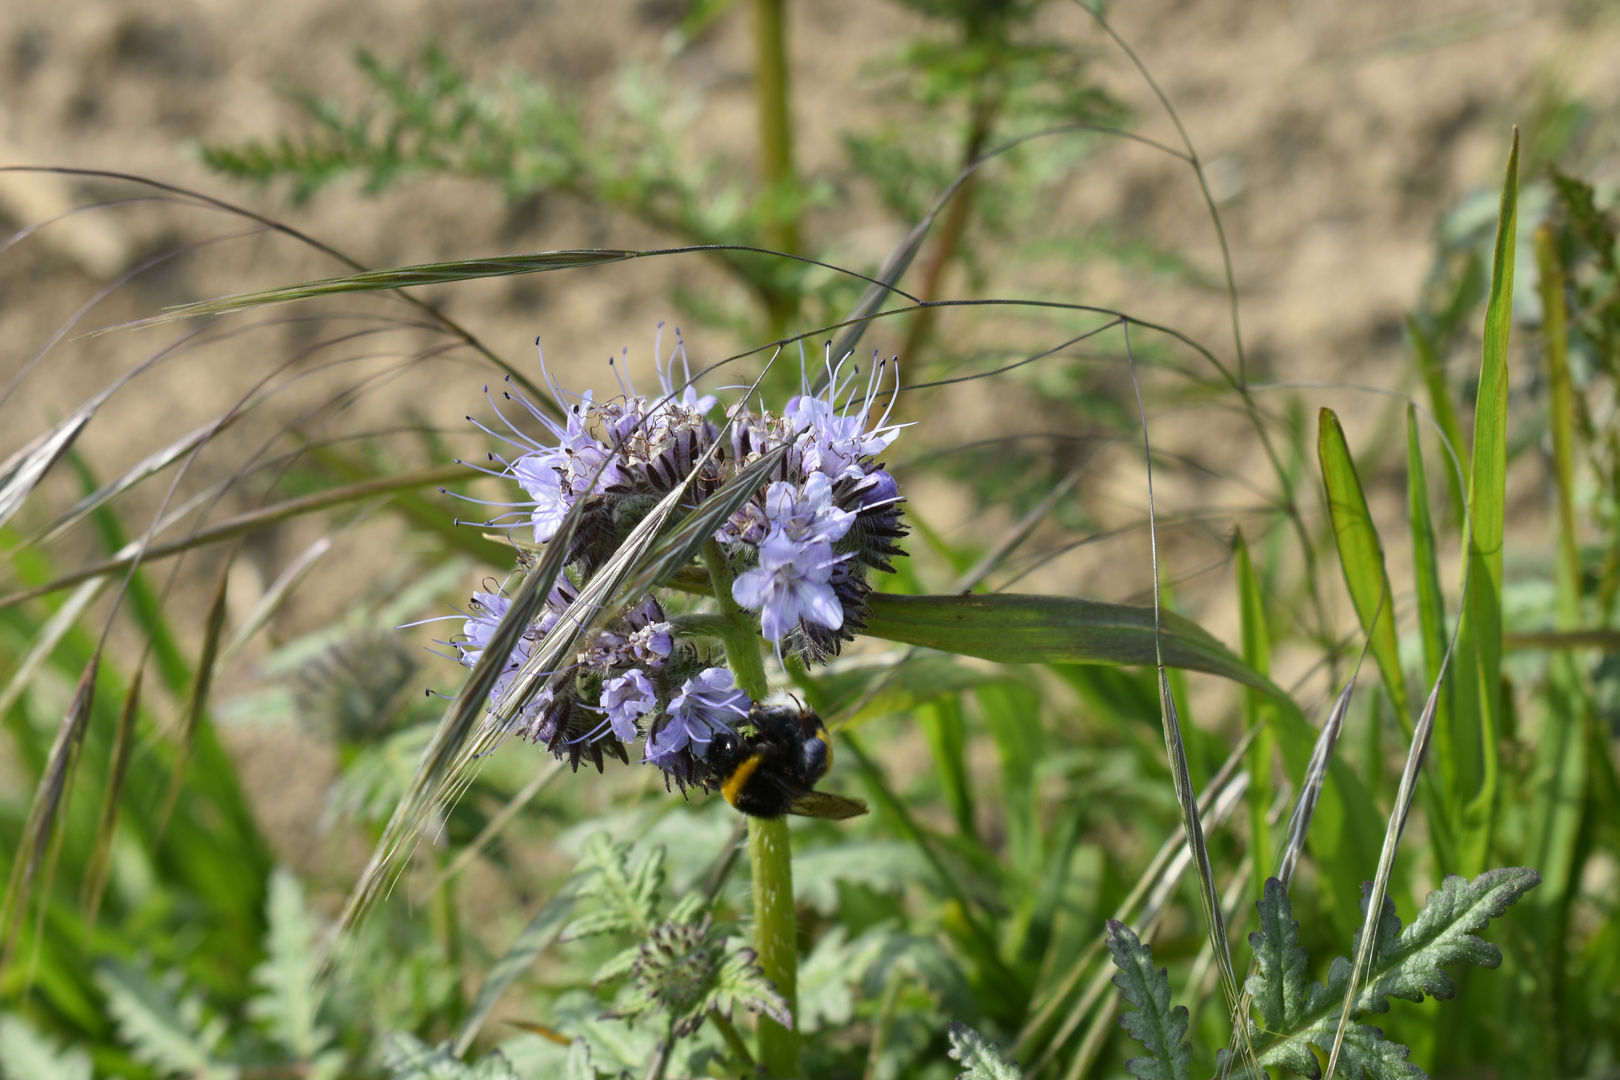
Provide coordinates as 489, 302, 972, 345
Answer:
1, 3, 1616, 1079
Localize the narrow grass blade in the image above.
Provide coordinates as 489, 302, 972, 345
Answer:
1404, 315, 1467, 523
1022, 772, 1251, 1076
427, 760, 563, 896
0, 654, 100, 974
1502, 628, 1620, 650
158, 553, 234, 836
1527, 223, 1589, 955
155, 249, 637, 319
1233, 529, 1277, 903
977, 682, 1044, 882
1324, 673, 1444, 1080
219, 535, 333, 664
917, 695, 975, 838
328, 496, 582, 955
33, 420, 232, 546
1406, 405, 1455, 860
0, 578, 107, 720
0, 463, 469, 611
863, 592, 1285, 698
82, 669, 143, 932
1452, 129, 1518, 881
0, 408, 94, 532
1318, 407, 1411, 731
452, 888, 576, 1055
1323, 127, 1520, 1061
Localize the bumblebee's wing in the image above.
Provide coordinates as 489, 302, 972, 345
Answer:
789, 790, 869, 820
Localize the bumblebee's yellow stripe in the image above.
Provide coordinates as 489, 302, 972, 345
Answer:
722, 752, 765, 808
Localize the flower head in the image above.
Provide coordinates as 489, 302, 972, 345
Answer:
645, 668, 749, 776
601, 669, 659, 742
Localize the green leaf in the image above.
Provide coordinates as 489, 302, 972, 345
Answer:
1105, 920, 1192, 1080
247, 868, 331, 1059
1234, 529, 1277, 900
1227, 869, 1539, 1078
1403, 315, 1467, 523
0, 1014, 93, 1080
561, 834, 665, 941
384, 1033, 520, 1079
863, 593, 1286, 698
1455, 129, 1518, 877
1318, 407, 1412, 731
1406, 406, 1456, 867
96, 961, 235, 1079
945, 1021, 1026, 1080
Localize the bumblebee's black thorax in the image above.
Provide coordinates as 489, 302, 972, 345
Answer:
708, 703, 832, 819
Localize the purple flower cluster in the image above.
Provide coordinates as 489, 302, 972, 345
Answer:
444, 332, 906, 789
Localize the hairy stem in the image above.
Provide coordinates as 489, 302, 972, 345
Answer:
700, 540, 798, 1075
749, 815, 800, 1077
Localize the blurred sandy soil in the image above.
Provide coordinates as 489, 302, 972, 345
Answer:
1, 0, 1617, 885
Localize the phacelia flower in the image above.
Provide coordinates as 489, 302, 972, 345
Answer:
646, 668, 749, 772
440, 330, 908, 793
732, 532, 848, 643
601, 669, 660, 742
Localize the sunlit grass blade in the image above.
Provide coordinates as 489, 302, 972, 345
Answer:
327, 493, 583, 958
1407, 404, 1456, 865
917, 696, 975, 838
1318, 407, 1410, 731
0, 578, 106, 719
153, 249, 638, 320
81, 669, 142, 932
1453, 128, 1517, 881
862, 592, 1285, 697
1404, 315, 1468, 523
0, 654, 99, 974
1327, 129, 1519, 1080
32, 420, 234, 546
219, 535, 334, 665
158, 553, 234, 836
427, 761, 563, 896
1233, 529, 1276, 904
0, 463, 469, 610
0, 407, 94, 532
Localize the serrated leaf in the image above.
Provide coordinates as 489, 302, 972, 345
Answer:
1234, 869, 1538, 1079
945, 1021, 1025, 1080
1106, 920, 1192, 1080
709, 939, 793, 1030
0, 1014, 93, 1080
1247, 879, 1309, 1035
562, 834, 665, 940
96, 961, 236, 1079
247, 868, 331, 1058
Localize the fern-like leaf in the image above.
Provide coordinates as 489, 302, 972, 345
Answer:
96, 961, 235, 1079
561, 833, 665, 941
0, 1014, 93, 1080
945, 1021, 1025, 1080
1228, 869, 1539, 1079
247, 868, 333, 1059
1106, 920, 1193, 1080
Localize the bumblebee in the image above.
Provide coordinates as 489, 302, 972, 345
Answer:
708, 702, 868, 820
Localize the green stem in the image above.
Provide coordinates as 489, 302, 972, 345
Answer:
752, 0, 799, 338
711, 1008, 758, 1070
750, 815, 799, 1077
702, 542, 769, 701
702, 540, 798, 1075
